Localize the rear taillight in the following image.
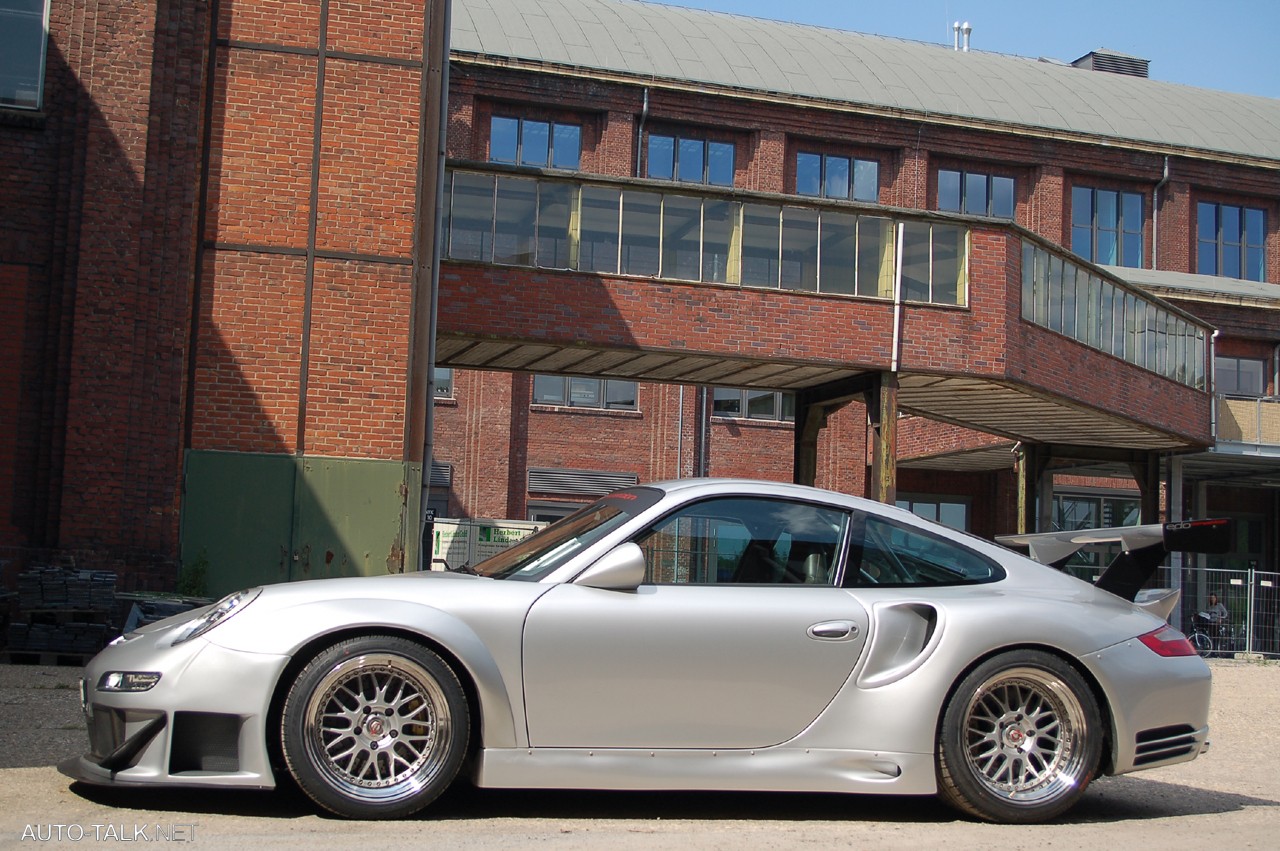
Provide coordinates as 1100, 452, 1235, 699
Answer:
1138, 625, 1197, 657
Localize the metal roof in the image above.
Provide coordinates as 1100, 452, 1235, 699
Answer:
1103, 266, 1280, 308
452, 0, 1280, 164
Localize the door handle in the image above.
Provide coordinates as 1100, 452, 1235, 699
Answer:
808, 620, 858, 640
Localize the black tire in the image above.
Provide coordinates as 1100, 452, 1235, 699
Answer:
936, 650, 1103, 824
1190, 631, 1213, 658
280, 635, 469, 819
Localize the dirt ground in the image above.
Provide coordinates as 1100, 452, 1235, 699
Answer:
0, 659, 1277, 849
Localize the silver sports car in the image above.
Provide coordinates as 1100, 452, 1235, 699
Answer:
61, 479, 1225, 824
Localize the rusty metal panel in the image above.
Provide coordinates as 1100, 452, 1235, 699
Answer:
291, 457, 415, 581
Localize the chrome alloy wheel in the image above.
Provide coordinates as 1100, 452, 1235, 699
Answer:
961, 666, 1089, 804
303, 654, 454, 803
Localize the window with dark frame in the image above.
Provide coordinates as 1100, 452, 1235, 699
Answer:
489, 116, 582, 170
647, 133, 735, 186
1215, 356, 1266, 396
1071, 186, 1143, 268
712, 388, 795, 422
937, 169, 1015, 219
796, 152, 879, 203
532, 375, 638, 410
1198, 201, 1266, 282
434, 367, 454, 398
0, 0, 49, 110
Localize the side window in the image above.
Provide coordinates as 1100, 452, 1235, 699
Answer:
634, 497, 848, 585
848, 511, 1002, 586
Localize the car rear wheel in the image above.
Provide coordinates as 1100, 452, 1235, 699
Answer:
936, 650, 1102, 823
280, 636, 469, 819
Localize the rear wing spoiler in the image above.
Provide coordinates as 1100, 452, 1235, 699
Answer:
997, 519, 1232, 603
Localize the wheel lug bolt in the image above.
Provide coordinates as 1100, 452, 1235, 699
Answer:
390, 731, 399, 739
353, 727, 362, 735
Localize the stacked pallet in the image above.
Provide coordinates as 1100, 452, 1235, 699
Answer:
5, 567, 119, 664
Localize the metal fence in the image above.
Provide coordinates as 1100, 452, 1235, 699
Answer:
1165, 567, 1280, 658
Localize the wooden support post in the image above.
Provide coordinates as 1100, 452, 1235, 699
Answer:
1016, 443, 1049, 534
865, 373, 898, 504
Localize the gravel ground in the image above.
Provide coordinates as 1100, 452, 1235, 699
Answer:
0, 658, 1277, 848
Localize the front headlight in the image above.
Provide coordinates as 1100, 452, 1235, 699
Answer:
170, 588, 261, 645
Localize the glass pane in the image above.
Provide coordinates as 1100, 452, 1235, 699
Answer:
1223, 240, 1241, 279
551, 124, 581, 170
857, 216, 894, 298
532, 375, 565, 405
824, 156, 850, 199
900, 222, 931, 302
1097, 190, 1118, 231
780, 207, 819, 291
1071, 224, 1093, 261
1221, 205, 1241, 244
493, 177, 537, 265
1244, 208, 1266, 246
1122, 192, 1142, 232
662, 194, 702, 281
819, 212, 857, 295
781, 393, 795, 422
1100, 284, 1114, 354
992, 176, 1015, 218
938, 170, 961, 212
1197, 202, 1217, 242
1061, 265, 1077, 338
852, 159, 879, 202
489, 116, 519, 163
1079, 273, 1096, 345
605, 380, 638, 409
677, 137, 704, 183
1021, 241, 1034, 320
796, 152, 821, 196
1240, 359, 1265, 395
448, 172, 494, 261
520, 120, 550, 166
568, 377, 601, 407
1198, 238, 1218, 276
1096, 228, 1117, 266
621, 190, 661, 276
434, 367, 453, 397
579, 186, 620, 273
703, 200, 736, 283
713, 387, 741, 416
1245, 246, 1265, 282
536, 182, 573, 268
931, 225, 965, 306
1071, 186, 1092, 228
648, 134, 674, 180
963, 172, 988, 215
0, 9, 44, 109
746, 389, 777, 419
1047, 255, 1063, 332
708, 141, 735, 187
938, 502, 967, 531
741, 203, 781, 287
1121, 231, 1142, 268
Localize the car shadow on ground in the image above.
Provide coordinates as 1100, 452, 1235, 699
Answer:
67, 773, 1278, 825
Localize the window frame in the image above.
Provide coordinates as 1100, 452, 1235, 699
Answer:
1215, 355, 1267, 397
1071, 185, 1144, 269
711, 387, 795, 422
489, 115, 582, 171
646, 132, 735, 187
1198, 200, 1267, 282
937, 168, 1015, 219
0, 0, 50, 111
796, 151, 880, 203
531, 375, 639, 411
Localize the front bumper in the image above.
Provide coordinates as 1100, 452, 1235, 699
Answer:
59, 628, 290, 789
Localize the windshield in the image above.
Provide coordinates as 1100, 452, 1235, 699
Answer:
478, 487, 664, 581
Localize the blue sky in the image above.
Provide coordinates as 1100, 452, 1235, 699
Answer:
656, 1, 1278, 99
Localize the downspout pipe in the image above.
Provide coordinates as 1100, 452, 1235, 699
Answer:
409, 0, 451, 570
1153, 156, 1170, 269
1210, 329, 1220, 440
635, 87, 649, 178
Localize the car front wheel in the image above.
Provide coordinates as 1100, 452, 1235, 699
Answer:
280, 635, 469, 819
936, 650, 1102, 823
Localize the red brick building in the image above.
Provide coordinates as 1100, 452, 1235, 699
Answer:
2, 0, 1278, 605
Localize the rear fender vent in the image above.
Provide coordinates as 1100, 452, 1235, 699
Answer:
1134, 724, 1197, 766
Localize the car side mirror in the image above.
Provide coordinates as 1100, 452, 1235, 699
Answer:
575, 543, 646, 590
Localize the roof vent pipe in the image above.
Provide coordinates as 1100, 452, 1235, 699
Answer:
953, 21, 960, 51
962, 22, 972, 52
